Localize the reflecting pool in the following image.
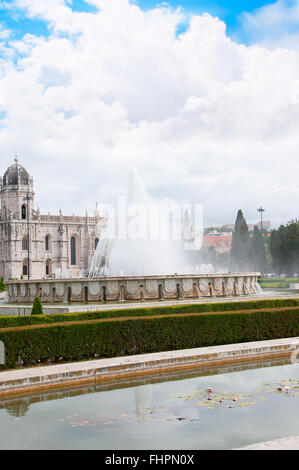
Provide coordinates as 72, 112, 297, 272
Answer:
0, 359, 298, 450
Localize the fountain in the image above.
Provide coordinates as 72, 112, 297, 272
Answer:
55, 268, 71, 279
5, 172, 261, 304
87, 171, 205, 278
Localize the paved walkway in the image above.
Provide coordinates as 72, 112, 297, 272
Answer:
2, 292, 299, 316
236, 435, 299, 450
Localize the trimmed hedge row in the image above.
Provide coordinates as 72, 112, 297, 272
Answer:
259, 283, 286, 289
2, 298, 299, 328
0, 309, 298, 370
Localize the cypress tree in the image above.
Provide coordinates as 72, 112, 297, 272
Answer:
230, 210, 250, 272
251, 226, 267, 274
31, 296, 44, 316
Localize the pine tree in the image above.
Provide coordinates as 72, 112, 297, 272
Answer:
230, 210, 250, 272
31, 296, 44, 315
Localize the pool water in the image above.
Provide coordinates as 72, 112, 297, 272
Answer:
0, 359, 298, 450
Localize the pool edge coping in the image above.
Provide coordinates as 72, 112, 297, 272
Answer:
235, 435, 299, 450
0, 337, 298, 398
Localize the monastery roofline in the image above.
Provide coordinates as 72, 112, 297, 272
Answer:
34, 214, 106, 223
0, 214, 106, 223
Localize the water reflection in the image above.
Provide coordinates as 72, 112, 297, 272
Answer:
1, 357, 291, 419
0, 358, 298, 450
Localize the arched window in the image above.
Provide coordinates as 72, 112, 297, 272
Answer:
95, 238, 99, 250
45, 235, 51, 251
22, 236, 28, 251
23, 264, 28, 276
71, 236, 76, 265
21, 205, 26, 220
46, 259, 51, 276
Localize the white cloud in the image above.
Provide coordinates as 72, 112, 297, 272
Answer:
1, 0, 299, 228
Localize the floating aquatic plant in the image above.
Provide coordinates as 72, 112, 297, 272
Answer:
60, 379, 299, 429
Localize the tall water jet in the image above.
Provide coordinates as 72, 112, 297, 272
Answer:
88, 171, 203, 277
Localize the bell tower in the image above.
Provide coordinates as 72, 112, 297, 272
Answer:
0, 157, 35, 279
0, 156, 35, 221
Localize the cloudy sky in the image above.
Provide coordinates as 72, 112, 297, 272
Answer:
1, 0, 299, 228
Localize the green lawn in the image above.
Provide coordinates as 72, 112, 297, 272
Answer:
259, 278, 299, 289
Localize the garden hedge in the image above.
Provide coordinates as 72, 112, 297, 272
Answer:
0, 308, 298, 370
1, 298, 299, 328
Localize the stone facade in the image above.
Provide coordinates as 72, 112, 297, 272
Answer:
6, 273, 261, 303
0, 157, 106, 280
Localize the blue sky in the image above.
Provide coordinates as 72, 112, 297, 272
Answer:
138, 0, 273, 24
0, 0, 277, 43
1, 0, 299, 225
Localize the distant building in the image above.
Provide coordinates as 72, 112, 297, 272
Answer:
223, 221, 271, 233
204, 219, 272, 253
203, 232, 232, 254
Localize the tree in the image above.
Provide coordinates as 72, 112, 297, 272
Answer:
0, 277, 6, 292
31, 296, 44, 315
229, 210, 250, 272
250, 226, 267, 274
270, 222, 299, 275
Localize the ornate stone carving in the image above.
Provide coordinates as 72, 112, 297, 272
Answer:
145, 280, 158, 294
29, 284, 37, 297
126, 281, 138, 295
226, 278, 234, 291
71, 283, 82, 296
20, 284, 26, 297
199, 279, 208, 292
250, 277, 257, 293
6, 274, 262, 303
107, 281, 118, 295
234, 281, 240, 295
164, 279, 176, 293
55, 282, 65, 297
213, 277, 223, 291
88, 282, 100, 296
182, 279, 193, 292
43, 283, 50, 296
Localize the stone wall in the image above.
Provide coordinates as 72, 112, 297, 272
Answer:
6, 273, 261, 304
